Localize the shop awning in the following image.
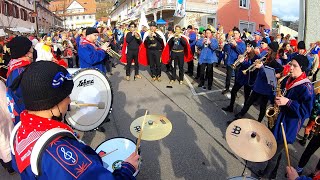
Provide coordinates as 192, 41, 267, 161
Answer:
156, 18, 166, 25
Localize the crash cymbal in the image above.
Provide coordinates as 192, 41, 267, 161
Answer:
130, 115, 172, 141
226, 118, 277, 162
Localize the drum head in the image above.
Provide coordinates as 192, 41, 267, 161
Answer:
65, 68, 113, 131
95, 137, 136, 173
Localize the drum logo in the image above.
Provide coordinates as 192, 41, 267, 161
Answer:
77, 79, 94, 87
112, 160, 123, 170
231, 125, 241, 137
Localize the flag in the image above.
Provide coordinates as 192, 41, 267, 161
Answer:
174, 0, 186, 17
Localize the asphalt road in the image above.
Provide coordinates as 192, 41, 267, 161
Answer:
2, 62, 319, 180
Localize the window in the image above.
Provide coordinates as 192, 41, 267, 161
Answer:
207, 18, 215, 26
89, 15, 91, 19
14, 5, 20, 18
240, 0, 249, 9
83, 15, 85, 19
260, 1, 265, 14
239, 21, 255, 34
4, 2, 9, 15
76, 16, 79, 20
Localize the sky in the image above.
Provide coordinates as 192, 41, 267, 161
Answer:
272, 0, 300, 21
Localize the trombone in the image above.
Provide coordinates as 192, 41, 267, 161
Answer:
242, 53, 268, 75
96, 40, 122, 60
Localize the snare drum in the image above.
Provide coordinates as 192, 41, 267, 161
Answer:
95, 137, 140, 176
227, 176, 258, 180
65, 68, 113, 131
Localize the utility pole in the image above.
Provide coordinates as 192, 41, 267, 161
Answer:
35, 0, 39, 35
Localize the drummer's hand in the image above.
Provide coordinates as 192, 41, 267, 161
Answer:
275, 96, 289, 106
286, 166, 299, 180
124, 152, 140, 170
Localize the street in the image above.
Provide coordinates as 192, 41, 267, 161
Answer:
2, 62, 319, 180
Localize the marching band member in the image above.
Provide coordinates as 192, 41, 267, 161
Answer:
259, 54, 314, 179
185, 25, 197, 76
6, 37, 33, 125
78, 27, 109, 74
139, 21, 166, 81
222, 41, 257, 112
120, 22, 142, 81
10, 61, 140, 180
215, 25, 225, 67
162, 25, 193, 84
35, 36, 55, 62
222, 27, 246, 94
230, 42, 284, 123
195, 28, 218, 90
254, 37, 269, 59
279, 43, 294, 65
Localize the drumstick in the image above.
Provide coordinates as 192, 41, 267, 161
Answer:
100, 148, 118, 157
135, 110, 148, 153
281, 122, 291, 167
71, 102, 105, 109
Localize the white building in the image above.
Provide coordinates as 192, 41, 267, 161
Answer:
49, 0, 97, 29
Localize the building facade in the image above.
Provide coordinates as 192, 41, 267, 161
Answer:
299, 0, 320, 46
49, 0, 97, 29
0, 0, 63, 34
110, 0, 272, 32
0, 0, 36, 30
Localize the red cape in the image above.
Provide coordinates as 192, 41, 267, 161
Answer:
138, 43, 148, 66
120, 37, 129, 64
161, 36, 193, 64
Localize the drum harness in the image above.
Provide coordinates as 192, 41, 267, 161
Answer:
10, 122, 79, 177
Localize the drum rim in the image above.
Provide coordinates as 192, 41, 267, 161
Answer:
65, 68, 114, 131
95, 136, 136, 151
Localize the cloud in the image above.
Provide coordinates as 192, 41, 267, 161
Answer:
272, 0, 299, 21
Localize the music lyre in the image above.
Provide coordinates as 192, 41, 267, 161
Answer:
135, 110, 148, 153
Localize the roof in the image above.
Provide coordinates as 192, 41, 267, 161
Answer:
49, 0, 96, 16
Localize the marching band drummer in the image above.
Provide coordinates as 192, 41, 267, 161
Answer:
6, 36, 34, 125
78, 27, 109, 74
230, 42, 284, 124
222, 41, 258, 113
259, 55, 314, 179
10, 61, 140, 180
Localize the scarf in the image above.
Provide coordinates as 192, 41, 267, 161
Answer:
14, 111, 73, 173
81, 38, 102, 50
6, 58, 31, 77
285, 72, 307, 90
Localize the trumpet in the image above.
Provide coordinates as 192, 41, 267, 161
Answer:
242, 53, 268, 75
231, 51, 247, 69
96, 40, 122, 60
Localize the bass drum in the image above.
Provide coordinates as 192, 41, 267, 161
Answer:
66, 68, 113, 131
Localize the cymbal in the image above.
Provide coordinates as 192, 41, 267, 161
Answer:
130, 115, 172, 141
226, 118, 277, 162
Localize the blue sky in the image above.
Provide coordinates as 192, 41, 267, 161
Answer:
272, 0, 299, 21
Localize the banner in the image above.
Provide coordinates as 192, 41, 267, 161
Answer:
174, 0, 186, 17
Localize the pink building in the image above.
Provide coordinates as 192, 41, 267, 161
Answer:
217, 0, 272, 33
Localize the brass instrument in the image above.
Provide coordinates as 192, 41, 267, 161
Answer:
266, 73, 291, 129
231, 51, 248, 69
0, 65, 8, 69
303, 44, 317, 56
313, 116, 320, 134
242, 53, 268, 75
96, 40, 122, 60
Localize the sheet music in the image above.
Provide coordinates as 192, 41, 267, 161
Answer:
264, 66, 277, 88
